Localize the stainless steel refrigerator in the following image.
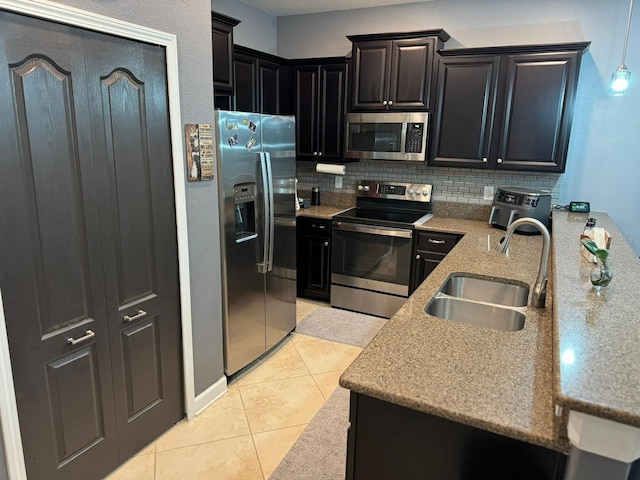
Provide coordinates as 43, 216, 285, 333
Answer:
215, 110, 297, 376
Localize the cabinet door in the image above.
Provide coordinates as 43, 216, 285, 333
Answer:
350, 40, 390, 111
318, 63, 347, 161
410, 250, 445, 293
233, 51, 257, 112
431, 55, 501, 167
388, 37, 435, 110
259, 59, 279, 114
296, 218, 331, 301
295, 65, 319, 159
494, 51, 580, 172
211, 14, 236, 92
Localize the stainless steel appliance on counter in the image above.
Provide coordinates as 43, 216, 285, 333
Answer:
331, 180, 433, 318
345, 112, 428, 161
489, 187, 552, 234
215, 110, 297, 376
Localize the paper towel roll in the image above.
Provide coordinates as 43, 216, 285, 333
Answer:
315, 163, 346, 175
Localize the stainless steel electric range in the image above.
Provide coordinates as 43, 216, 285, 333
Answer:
331, 180, 433, 318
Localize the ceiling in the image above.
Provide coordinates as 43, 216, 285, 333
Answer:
238, 0, 435, 16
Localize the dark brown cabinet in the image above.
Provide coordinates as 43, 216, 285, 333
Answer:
430, 43, 590, 172
212, 12, 240, 109
297, 216, 332, 302
410, 230, 461, 293
233, 45, 294, 115
347, 30, 449, 112
295, 58, 347, 162
346, 392, 567, 480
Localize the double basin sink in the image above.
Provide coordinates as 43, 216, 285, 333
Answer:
425, 274, 529, 331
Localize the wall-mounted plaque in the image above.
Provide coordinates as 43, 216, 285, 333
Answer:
185, 123, 214, 181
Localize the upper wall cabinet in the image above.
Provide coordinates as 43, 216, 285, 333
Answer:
295, 58, 348, 162
233, 45, 294, 115
347, 30, 450, 112
430, 42, 590, 173
212, 12, 240, 95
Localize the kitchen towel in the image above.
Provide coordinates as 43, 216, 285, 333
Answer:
315, 163, 346, 175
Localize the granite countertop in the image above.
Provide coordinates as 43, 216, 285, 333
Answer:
339, 217, 566, 452
552, 211, 640, 427
295, 205, 351, 219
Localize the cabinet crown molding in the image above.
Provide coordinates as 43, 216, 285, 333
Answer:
438, 41, 591, 57
347, 29, 450, 43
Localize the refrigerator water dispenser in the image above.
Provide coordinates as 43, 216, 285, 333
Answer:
233, 183, 257, 243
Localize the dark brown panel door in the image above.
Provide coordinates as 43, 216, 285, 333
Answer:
259, 59, 280, 114
318, 63, 347, 161
234, 52, 257, 112
0, 11, 118, 480
430, 55, 501, 167
350, 40, 390, 111
0, 10, 183, 479
81, 32, 183, 459
295, 65, 319, 159
388, 37, 435, 110
495, 51, 579, 172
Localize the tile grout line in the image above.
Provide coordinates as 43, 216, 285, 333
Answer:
237, 381, 268, 479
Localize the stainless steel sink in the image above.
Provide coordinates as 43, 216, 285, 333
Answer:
424, 274, 529, 331
439, 275, 529, 307
425, 296, 525, 331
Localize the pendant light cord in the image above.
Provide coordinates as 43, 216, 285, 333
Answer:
621, 0, 635, 65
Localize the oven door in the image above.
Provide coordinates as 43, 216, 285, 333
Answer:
331, 221, 413, 296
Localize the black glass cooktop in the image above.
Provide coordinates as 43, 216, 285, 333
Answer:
334, 207, 427, 226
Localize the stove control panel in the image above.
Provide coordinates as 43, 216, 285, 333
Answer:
356, 180, 432, 202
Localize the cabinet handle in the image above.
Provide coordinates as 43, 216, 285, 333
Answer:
497, 158, 503, 164
388, 100, 393, 106
67, 329, 95, 346
313, 151, 318, 156
382, 100, 388, 106
428, 239, 446, 244
482, 157, 488, 163
124, 309, 147, 322
311, 224, 326, 229
416, 254, 421, 260
318, 152, 323, 157
323, 241, 329, 247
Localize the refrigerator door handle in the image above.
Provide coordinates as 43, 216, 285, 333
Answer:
258, 152, 270, 274
265, 152, 275, 272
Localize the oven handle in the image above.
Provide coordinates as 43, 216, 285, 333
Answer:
333, 222, 413, 239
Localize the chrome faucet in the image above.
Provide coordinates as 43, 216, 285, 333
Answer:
495, 218, 550, 308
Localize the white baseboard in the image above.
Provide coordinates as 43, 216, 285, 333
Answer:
193, 376, 228, 417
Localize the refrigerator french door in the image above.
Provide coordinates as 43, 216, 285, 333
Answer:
215, 110, 297, 375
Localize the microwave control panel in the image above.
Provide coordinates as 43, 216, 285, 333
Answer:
405, 123, 425, 153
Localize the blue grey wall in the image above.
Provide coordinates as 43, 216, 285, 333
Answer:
212, 0, 278, 53
276, 0, 640, 254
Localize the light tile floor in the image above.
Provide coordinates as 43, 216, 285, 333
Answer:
105, 299, 359, 480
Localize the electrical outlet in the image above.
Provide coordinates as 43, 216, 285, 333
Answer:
335, 176, 343, 188
483, 186, 495, 200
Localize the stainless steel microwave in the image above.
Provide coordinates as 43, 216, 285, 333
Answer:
345, 112, 428, 161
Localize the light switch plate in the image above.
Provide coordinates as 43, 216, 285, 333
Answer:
483, 186, 495, 200
335, 176, 343, 188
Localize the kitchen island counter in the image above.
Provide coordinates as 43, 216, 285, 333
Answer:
340, 217, 566, 451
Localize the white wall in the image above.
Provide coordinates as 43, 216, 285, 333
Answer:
278, 0, 640, 254
212, 0, 278, 53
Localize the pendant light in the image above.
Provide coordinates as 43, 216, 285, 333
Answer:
611, 0, 634, 95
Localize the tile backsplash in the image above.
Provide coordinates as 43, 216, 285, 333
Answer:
296, 159, 562, 205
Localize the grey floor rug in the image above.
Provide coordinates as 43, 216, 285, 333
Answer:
294, 306, 387, 348
269, 386, 351, 480
269, 306, 386, 480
